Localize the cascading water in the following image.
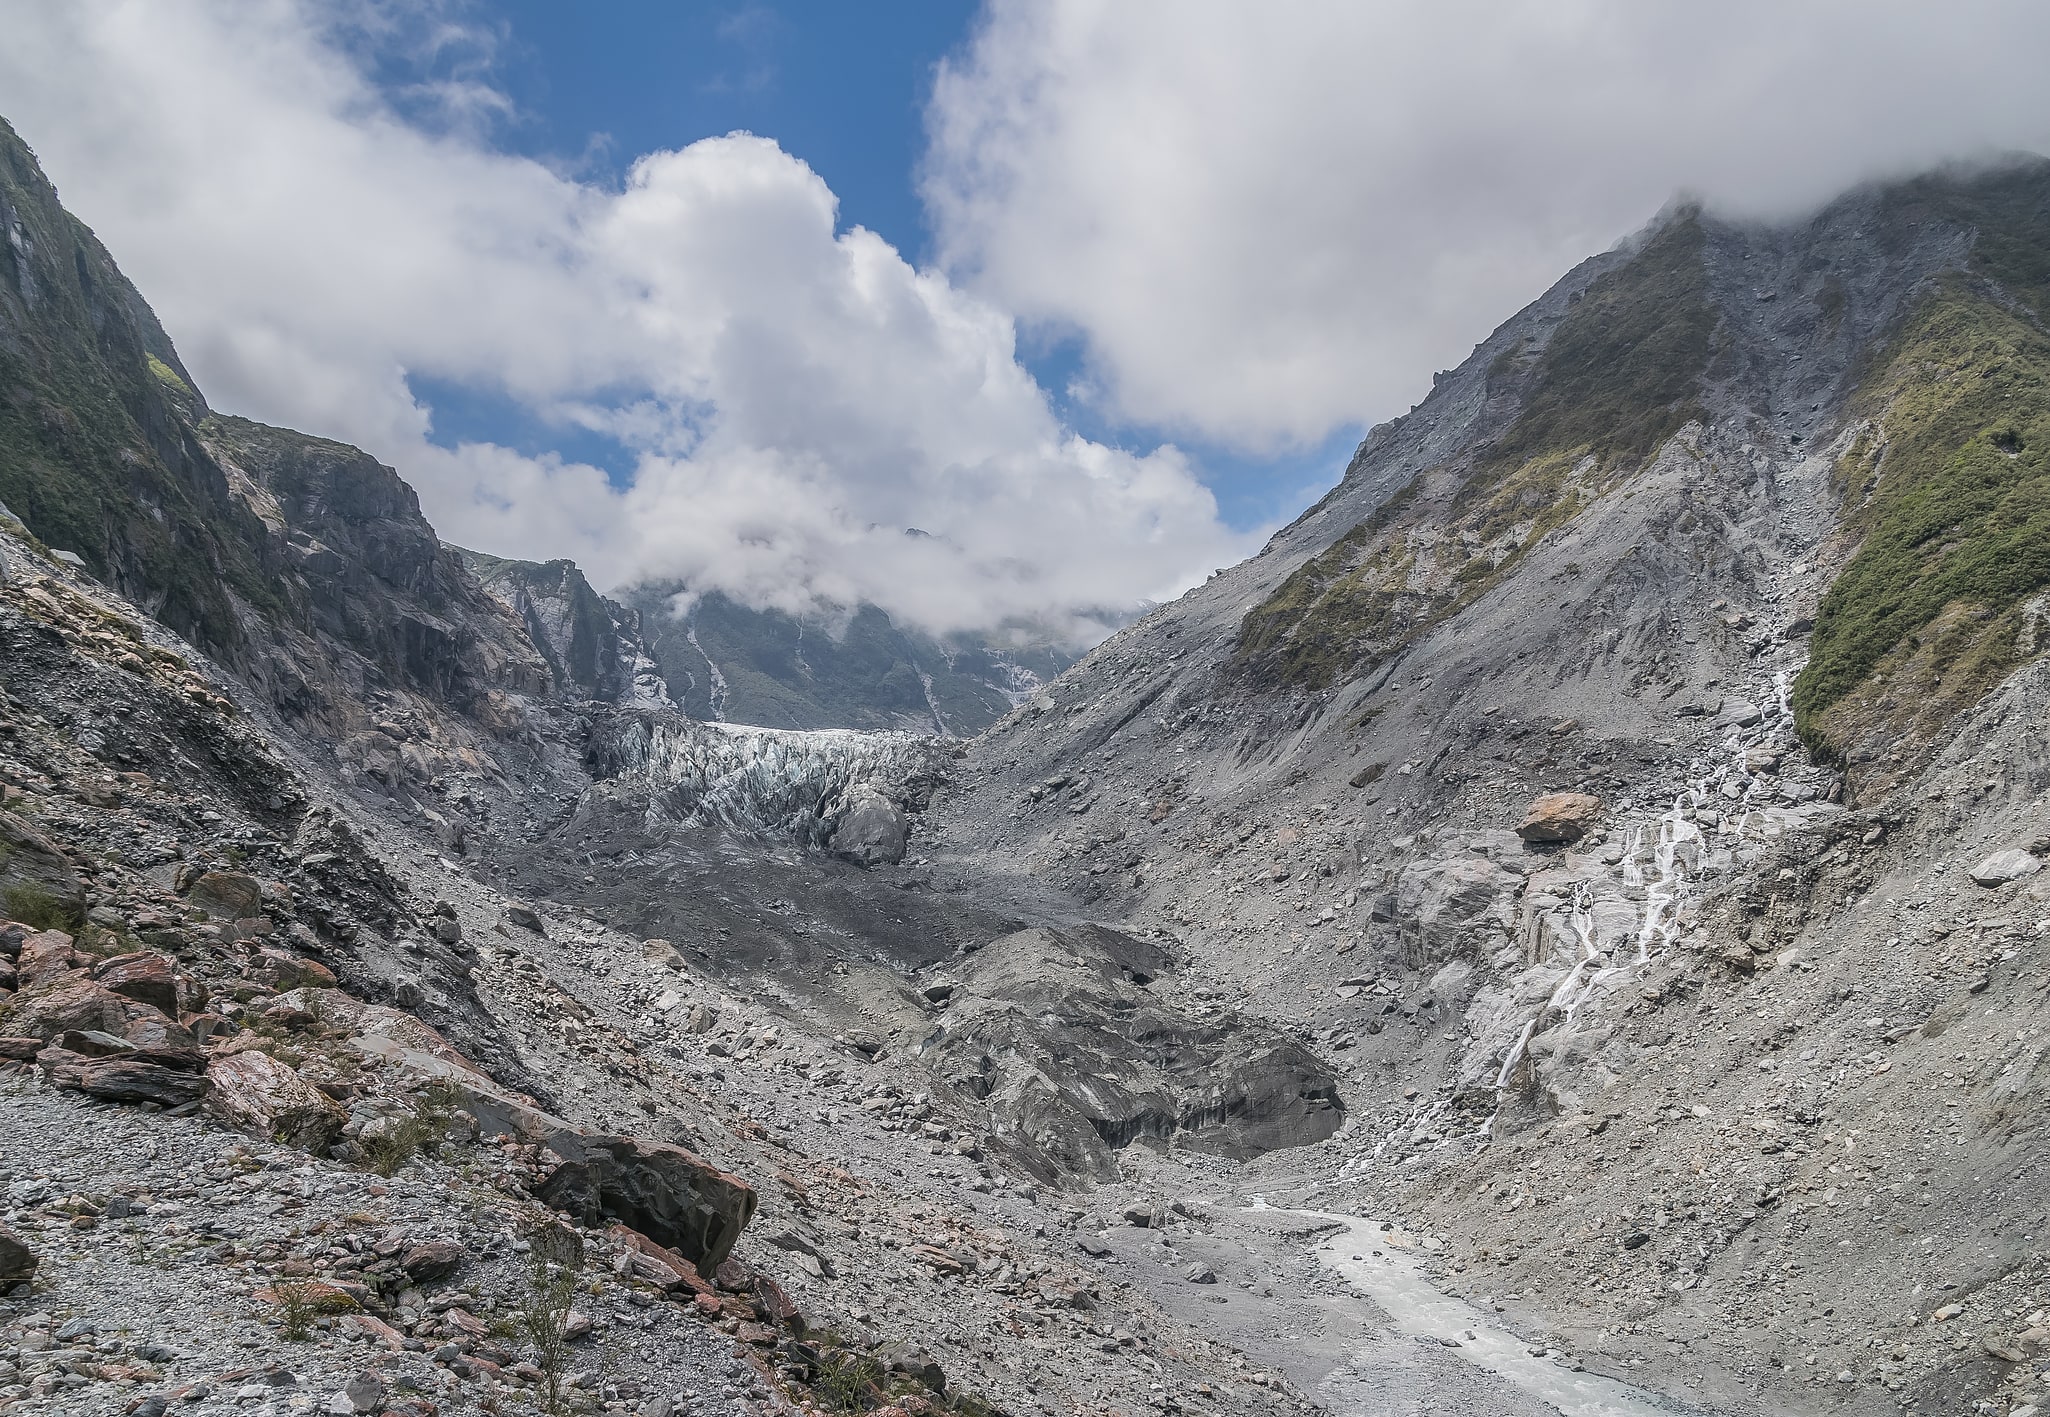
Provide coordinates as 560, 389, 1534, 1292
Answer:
1491, 661, 1812, 1096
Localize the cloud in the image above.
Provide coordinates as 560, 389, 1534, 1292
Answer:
0, 0, 1257, 642
924, 0, 2050, 452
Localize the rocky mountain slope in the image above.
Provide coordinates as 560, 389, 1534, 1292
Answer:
912, 159, 2050, 1416
7, 97, 2050, 1417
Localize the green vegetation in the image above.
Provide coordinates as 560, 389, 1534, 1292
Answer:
360, 1081, 460, 1177
266, 1279, 359, 1340
1793, 284, 2050, 748
1477, 214, 1713, 478
144, 353, 190, 395
1235, 214, 1716, 690
515, 1255, 580, 1415
2, 883, 83, 933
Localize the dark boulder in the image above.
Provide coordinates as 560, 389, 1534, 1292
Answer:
536, 1135, 756, 1269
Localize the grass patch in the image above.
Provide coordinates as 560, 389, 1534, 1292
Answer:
2, 883, 83, 933
1793, 284, 2050, 750
1232, 213, 1715, 691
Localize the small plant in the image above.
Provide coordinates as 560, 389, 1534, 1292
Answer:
361, 1082, 460, 1177
517, 1256, 579, 1415
267, 1280, 358, 1340
815, 1351, 886, 1414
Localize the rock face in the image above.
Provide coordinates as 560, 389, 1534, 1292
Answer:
620, 582, 1074, 736
90, 952, 180, 1016
0, 813, 83, 920
4, 973, 177, 1044
535, 1135, 757, 1269
462, 550, 668, 707
38, 1044, 208, 1107
183, 871, 262, 921
1514, 792, 1603, 844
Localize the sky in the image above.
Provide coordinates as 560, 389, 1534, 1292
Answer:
2, 1, 2049, 644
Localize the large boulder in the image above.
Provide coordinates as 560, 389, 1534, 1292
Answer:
38, 1044, 208, 1107
184, 871, 263, 921
1392, 856, 1524, 960
0, 1223, 36, 1285
829, 787, 908, 868
205, 1048, 347, 1154
91, 952, 180, 1016
536, 1135, 757, 1269
252, 949, 338, 992
15, 931, 80, 987
1, 973, 181, 1043
0, 812, 83, 920
1515, 792, 1603, 844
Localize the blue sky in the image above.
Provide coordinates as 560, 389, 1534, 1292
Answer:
404, 0, 1359, 534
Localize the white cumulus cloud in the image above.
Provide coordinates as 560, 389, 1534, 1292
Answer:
0, 0, 1256, 642
925, 0, 2050, 451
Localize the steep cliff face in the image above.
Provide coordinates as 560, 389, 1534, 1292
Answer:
0, 116, 276, 654
461, 549, 669, 708
0, 118, 558, 758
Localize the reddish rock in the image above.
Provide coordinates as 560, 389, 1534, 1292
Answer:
5, 973, 161, 1041
0, 1037, 40, 1061
92, 952, 180, 1016
612, 1226, 713, 1296
123, 1010, 198, 1050
400, 1240, 466, 1283
16, 931, 79, 986
1515, 791, 1604, 844
206, 1048, 347, 1153
755, 1273, 805, 1334
253, 950, 338, 992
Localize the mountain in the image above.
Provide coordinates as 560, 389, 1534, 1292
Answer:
8, 94, 2050, 1416
617, 581, 1074, 735
917, 159, 2050, 1414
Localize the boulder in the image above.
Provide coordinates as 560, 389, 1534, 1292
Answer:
502, 903, 546, 935
0, 812, 84, 919
829, 787, 909, 868
1392, 856, 1523, 959
184, 871, 263, 921
37, 1045, 208, 1107
91, 952, 180, 1016
1515, 792, 1603, 844
1971, 849, 2042, 888
399, 1240, 465, 1283
0, 1223, 36, 1285
205, 1048, 347, 1154
252, 949, 339, 992
15, 931, 80, 987
612, 1226, 714, 1296
536, 1135, 757, 1269
3, 973, 166, 1041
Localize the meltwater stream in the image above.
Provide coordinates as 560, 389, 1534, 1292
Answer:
1252, 1205, 1704, 1417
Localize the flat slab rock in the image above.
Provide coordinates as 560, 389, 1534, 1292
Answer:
1971, 848, 2043, 887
